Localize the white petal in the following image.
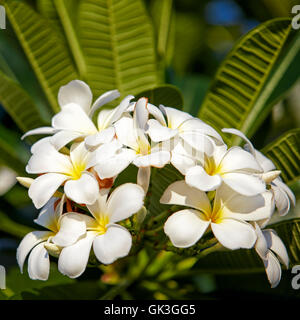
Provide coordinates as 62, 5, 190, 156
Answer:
137, 167, 151, 193
222, 172, 266, 196
134, 97, 149, 131
52, 213, 89, 247
220, 189, 273, 221
94, 148, 136, 179
86, 189, 110, 221
84, 127, 115, 148
186, 165, 222, 192
21, 127, 56, 140
28, 242, 50, 281
221, 128, 255, 155
254, 150, 276, 172
146, 119, 178, 142
58, 231, 98, 278
26, 142, 73, 174
93, 224, 132, 264
89, 89, 120, 117
29, 173, 69, 209
162, 106, 192, 129
115, 116, 139, 151
264, 251, 282, 288
133, 151, 170, 168
220, 147, 262, 173
181, 119, 223, 143
164, 209, 210, 248
34, 197, 59, 232
69, 141, 90, 168
254, 223, 269, 260
179, 132, 215, 155
58, 80, 92, 113
102, 95, 135, 127
87, 139, 122, 169
52, 103, 97, 135
106, 183, 145, 223
170, 140, 196, 175
148, 103, 166, 125
211, 219, 257, 250
160, 180, 211, 214
274, 178, 296, 206
51, 131, 83, 150
64, 172, 99, 205
263, 229, 289, 268
17, 231, 53, 273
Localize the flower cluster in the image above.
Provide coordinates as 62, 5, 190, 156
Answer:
17, 80, 295, 287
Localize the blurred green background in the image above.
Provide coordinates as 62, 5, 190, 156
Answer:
0, 0, 299, 300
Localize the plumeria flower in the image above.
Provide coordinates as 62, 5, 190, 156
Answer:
146, 105, 223, 153
222, 128, 295, 216
56, 183, 145, 278
25, 139, 110, 208
22, 80, 132, 150
160, 181, 273, 250
254, 223, 289, 288
182, 141, 266, 196
95, 97, 171, 192
17, 197, 92, 280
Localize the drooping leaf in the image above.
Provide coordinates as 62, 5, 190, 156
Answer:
3, 0, 79, 113
198, 18, 299, 144
0, 69, 47, 133
136, 84, 183, 110
261, 129, 300, 185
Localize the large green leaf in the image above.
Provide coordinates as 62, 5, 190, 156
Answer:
53, 0, 160, 98
261, 129, 300, 185
0, 69, 47, 132
189, 218, 300, 274
3, 0, 79, 113
198, 18, 299, 144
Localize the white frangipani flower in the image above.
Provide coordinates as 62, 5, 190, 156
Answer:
17, 197, 92, 281
254, 223, 289, 288
22, 80, 132, 150
222, 128, 295, 216
161, 181, 273, 250
183, 142, 266, 196
26, 139, 107, 208
146, 105, 223, 154
56, 183, 145, 278
95, 97, 171, 192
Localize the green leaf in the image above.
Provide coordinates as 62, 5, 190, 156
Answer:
3, 0, 79, 113
150, 0, 175, 78
189, 218, 300, 275
136, 84, 183, 110
261, 129, 300, 185
172, 74, 211, 116
12, 280, 105, 300
198, 18, 298, 143
76, 0, 160, 97
0, 210, 33, 238
0, 69, 47, 132
0, 125, 30, 175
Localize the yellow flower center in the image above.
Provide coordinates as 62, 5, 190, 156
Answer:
95, 214, 110, 235
204, 155, 222, 176
69, 161, 87, 180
